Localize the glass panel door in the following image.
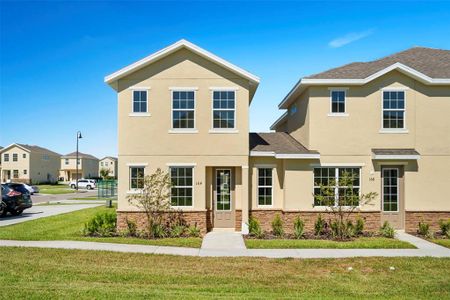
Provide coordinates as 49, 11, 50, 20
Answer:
383, 168, 399, 212
216, 169, 231, 211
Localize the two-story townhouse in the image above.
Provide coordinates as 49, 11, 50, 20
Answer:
106, 41, 450, 235
105, 40, 259, 233
268, 47, 450, 232
60, 152, 99, 181
99, 156, 118, 178
0, 143, 61, 184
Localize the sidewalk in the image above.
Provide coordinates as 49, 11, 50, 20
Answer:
1, 232, 449, 258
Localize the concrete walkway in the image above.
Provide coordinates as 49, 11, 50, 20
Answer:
1, 232, 449, 258
201, 232, 246, 250
0, 204, 102, 227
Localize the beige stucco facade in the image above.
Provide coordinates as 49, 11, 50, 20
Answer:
60, 155, 99, 181
0, 144, 60, 184
99, 157, 118, 178
108, 41, 449, 234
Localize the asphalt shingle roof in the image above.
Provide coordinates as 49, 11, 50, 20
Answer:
250, 132, 318, 154
16, 144, 61, 156
62, 152, 98, 160
372, 148, 420, 156
306, 47, 450, 79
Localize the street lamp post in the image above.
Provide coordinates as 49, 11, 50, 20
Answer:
76, 131, 82, 191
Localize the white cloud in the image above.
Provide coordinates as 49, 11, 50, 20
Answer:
329, 29, 374, 48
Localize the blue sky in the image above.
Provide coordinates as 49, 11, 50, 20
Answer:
1, 1, 449, 158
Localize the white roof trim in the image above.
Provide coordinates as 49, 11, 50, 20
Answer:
372, 154, 421, 160
165, 162, 197, 167
0, 143, 31, 154
279, 62, 450, 109
250, 151, 320, 159
269, 111, 288, 130
105, 39, 260, 85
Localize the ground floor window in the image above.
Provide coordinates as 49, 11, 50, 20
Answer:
129, 167, 145, 190
257, 168, 273, 206
23, 169, 27, 175
382, 168, 399, 212
170, 167, 193, 207
313, 167, 360, 206
13, 170, 19, 179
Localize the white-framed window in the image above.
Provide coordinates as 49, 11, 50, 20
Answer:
382, 168, 399, 212
129, 166, 145, 190
382, 91, 405, 129
4, 154, 9, 162
23, 169, 27, 175
65, 159, 69, 165
212, 91, 235, 129
330, 90, 346, 114
23, 154, 26, 158
257, 168, 273, 206
132, 90, 148, 113
13, 153, 18, 162
13, 170, 19, 178
105, 162, 108, 167
42, 154, 49, 161
170, 167, 193, 207
100, 162, 104, 166
172, 91, 195, 129
77, 159, 80, 165
313, 167, 360, 206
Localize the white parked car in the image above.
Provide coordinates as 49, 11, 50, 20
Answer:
69, 179, 96, 190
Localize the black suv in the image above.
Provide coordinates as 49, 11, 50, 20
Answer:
1, 184, 33, 216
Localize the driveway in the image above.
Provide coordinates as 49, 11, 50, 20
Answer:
31, 190, 98, 204
0, 204, 101, 227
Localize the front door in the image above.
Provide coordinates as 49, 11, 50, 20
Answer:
214, 169, 235, 228
381, 166, 405, 229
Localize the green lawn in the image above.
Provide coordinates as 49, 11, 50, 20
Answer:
1, 247, 449, 299
245, 237, 415, 249
36, 183, 75, 194
0, 206, 202, 248
71, 196, 117, 200
432, 239, 450, 248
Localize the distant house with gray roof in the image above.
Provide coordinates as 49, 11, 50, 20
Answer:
0, 143, 61, 184
60, 151, 99, 181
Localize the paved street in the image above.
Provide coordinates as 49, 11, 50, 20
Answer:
31, 190, 98, 204
0, 204, 101, 227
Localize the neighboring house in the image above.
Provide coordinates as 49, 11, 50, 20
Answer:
60, 152, 99, 181
99, 156, 118, 178
0, 143, 61, 184
106, 40, 450, 234
0, 146, 3, 177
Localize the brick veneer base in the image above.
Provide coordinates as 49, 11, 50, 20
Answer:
117, 211, 210, 235
405, 211, 450, 233
250, 210, 382, 234
235, 210, 242, 231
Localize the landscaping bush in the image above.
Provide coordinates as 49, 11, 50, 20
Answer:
418, 221, 433, 238
83, 211, 117, 237
124, 218, 137, 237
355, 217, 365, 235
314, 214, 326, 236
187, 225, 201, 237
248, 216, 263, 238
271, 214, 284, 237
170, 225, 185, 238
439, 219, 450, 238
380, 221, 395, 238
151, 223, 167, 238
293, 216, 305, 239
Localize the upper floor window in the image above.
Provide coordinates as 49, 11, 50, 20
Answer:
4, 154, 9, 162
77, 159, 80, 165
105, 162, 109, 166
100, 162, 104, 166
382, 91, 405, 129
213, 91, 235, 129
42, 154, 49, 161
13, 153, 18, 162
65, 159, 69, 165
170, 167, 193, 207
172, 91, 195, 129
133, 90, 147, 113
330, 90, 346, 114
258, 168, 273, 206
23, 154, 26, 158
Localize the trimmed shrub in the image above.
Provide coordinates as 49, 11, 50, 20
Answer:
314, 214, 326, 236
293, 216, 305, 239
355, 217, 365, 235
380, 221, 395, 238
124, 218, 137, 237
170, 225, 185, 238
248, 216, 263, 238
152, 223, 167, 238
271, 214, 284, 237
418, 221, 433, 238
439, 219, 450, 237
84, 211, 117, 237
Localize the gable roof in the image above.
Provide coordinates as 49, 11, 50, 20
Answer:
0, 143, 60, 156
250, 132, 319, 159
278, 47, 450, 109
62, 152, 98, 160
104, 39, 260, 93
100, 156, 117, 161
